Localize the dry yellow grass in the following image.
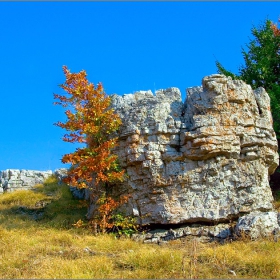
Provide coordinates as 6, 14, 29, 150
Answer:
0, 178, 280, 279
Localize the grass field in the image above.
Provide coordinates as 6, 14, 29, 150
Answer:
0, 176, 279, 279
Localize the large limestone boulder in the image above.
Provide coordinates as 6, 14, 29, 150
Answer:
84, 74, 279, 238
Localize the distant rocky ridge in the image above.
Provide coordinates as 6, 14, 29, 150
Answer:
0, 168, 67, 193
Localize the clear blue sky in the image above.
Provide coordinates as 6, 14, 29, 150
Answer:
0, 1, 279, 171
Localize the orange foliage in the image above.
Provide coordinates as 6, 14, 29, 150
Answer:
54, 66, 124, 189
271, 18, 280, 37
93, 194, 130, 233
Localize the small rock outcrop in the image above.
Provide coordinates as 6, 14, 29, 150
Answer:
86, 74, 279, 238
235, 211, 280, 239
0, 168, 68, 193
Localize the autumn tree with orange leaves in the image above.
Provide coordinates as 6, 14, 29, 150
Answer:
54, 66, 124, 193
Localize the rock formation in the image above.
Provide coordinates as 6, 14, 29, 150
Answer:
86, 74, 279, 238
0, 169, 67, 193
1, 74, 279, 240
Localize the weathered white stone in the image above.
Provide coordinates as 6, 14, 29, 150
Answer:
54, 168, 68, 182
235, 211, 280, 239
87, 75, 279, 235
0, 169, 67, 193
